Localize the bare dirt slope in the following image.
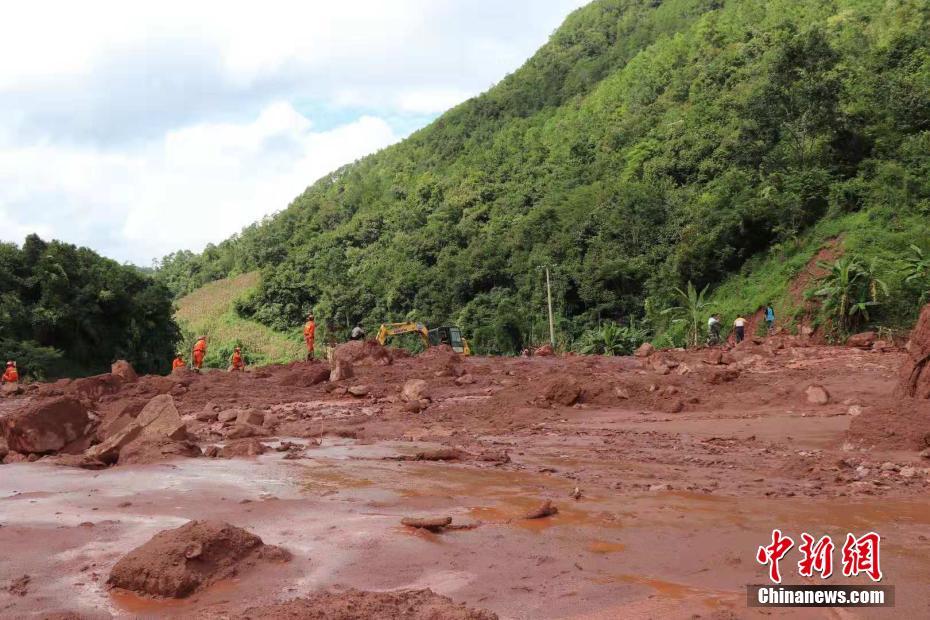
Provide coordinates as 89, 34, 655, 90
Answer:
1, 335, 928, 619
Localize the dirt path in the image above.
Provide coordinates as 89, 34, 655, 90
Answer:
2, 343, 929, 618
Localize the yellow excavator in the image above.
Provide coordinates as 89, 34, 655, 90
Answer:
376, 322, 471, 355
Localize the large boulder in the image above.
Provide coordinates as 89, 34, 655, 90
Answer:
805, 384, 831, 405
332, 340, 393, 366
85, 394, 187, 464
279, 364, 330, 387
542, 377, 582, 406
900, 304, 930, 398
1, 397, 91, 454
330, 360, 355, 382
117, 438, 201, 465
110, 360, 138, 382
67, 373, 124, 405
107, 520, 289, 598
402, 379, 430, 402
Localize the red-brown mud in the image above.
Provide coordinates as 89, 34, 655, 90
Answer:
2, 337, 930, 618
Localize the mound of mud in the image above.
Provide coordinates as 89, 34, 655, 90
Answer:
899, 303, 930, 398
848, 400, 930, 451
240, 588, 497, 620
108, 520, 290, 598
332, 340, 393, 366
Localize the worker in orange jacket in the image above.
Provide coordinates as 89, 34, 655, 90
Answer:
192, 336, 207, 369
172, 354, 186, 371
230, 347, 245, 371
303, 313, 316, 360
2, 361, 19, 383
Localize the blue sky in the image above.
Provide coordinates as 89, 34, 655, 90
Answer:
0, 0, 589, 265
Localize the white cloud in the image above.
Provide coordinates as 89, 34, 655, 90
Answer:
0, 0, 591, 264
0, 103, 396, 264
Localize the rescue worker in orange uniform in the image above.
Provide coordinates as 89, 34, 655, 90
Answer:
2, 361, 19, 383
303, 313, 316, 360
172, 354, 186, 370
230, 347, 245, 371
192, 336, 207, 369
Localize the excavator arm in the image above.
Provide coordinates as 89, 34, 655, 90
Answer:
376, 322, 430, 348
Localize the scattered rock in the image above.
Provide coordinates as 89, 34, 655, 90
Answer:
900, 466, 918, 478
217, 409, 239, 424
542, 377, 581, 406
402, 379, 431, 402
107, 520, 289, 598
347, 385, 370, 397
805, 385, 831, 406
329, 360, 355, 382
534, 344, 554, 357
279, 365, 331, 387
415, 448, 464, 461
705, 368, 740, 385
474, 450, 510, 464
225, 423, 268, 440
614, 387, 630, 400
235, 410, 265, 427
1, 382, 23, 397
401, 516, 452, 531
703, 350, 723, 365
663, 399, 685, 414
634, 343, 655, 358
1, 397, 91, 454
117, 438, 201, 465
110, 360, 138, 382
195, 409, 219, 422
7, 574, 30, 597
219, 439, 267, 458
524, 500, 558, 519
454, 374, 476, 386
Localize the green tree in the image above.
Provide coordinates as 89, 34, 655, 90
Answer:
662, 282, 711, 349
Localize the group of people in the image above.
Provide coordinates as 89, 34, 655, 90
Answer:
707, 304, 776, 345
171, 336, 245, 372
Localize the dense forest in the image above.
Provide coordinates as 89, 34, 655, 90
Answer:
156, 0, 930, 353
1, 235, 180, 378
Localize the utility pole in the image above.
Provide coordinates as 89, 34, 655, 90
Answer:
546, 267, 556, 349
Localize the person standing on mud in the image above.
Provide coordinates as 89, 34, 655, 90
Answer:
733, 316, 747, 343
172, 354, 186, 371
764, 304, 776, 334
192, 336, 207, 370
2, 361, 18, 383
303, 313, 316, 360
708, 314, 721, 345
230, 347, 245, 371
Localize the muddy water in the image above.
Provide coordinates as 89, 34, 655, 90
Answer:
2, 439, 927, 619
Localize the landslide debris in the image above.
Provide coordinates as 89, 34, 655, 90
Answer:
108, 520, 290, 598
240, 588, 497, 620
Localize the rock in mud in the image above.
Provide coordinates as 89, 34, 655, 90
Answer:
86, 394, 188, 464
634, 343, 655, 358
225, 423, 268, 440
402, 379, 430, 402
108, 520, 289, 598
475, 449, 510, 464
220, 438, 268, 458
847, 331, 877, 349
348, 385, 370, 397
805, 385, 831, 405
705, 368, 740, 385
454, 374, 476, 386
240, 588, 497, 620
117, 438, 201, 465
415, 447, 464, 461
330, 360, 355, 382
1, 397, 91, 454
279, 364, 330, 387
401, 516, 452, 531
663, 399, 685, 413
899, 304, 930, 398
110, 360, 138, 382
542, 377, 581, 406
703, 350, 724, 365
217, 409, 240, 424
332, 340, 393, 366
235, 409, 264, 427
523, 500, 558, 519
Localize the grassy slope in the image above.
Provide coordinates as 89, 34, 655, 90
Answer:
663, 209, 930, 346
175, 272, 305, 367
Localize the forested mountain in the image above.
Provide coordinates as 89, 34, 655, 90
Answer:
157, 0, 930, 353
1, 235, 179, 378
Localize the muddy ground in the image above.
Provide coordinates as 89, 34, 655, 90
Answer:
1, 335, 929, 619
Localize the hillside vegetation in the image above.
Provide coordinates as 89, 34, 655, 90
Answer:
157, 0, 930, 353
174, 272, 305, 368
1, 234, 179, 378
